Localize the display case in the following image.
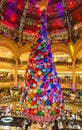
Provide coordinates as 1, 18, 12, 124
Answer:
0, 116, 26, 130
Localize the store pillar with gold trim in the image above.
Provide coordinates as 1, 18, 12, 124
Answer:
72, 58, 76, 90
14, 57, 19, 87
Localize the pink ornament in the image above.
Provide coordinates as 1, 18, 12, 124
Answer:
33, 83, 37, 87
41, 88, 44, 92
51, 89, 54, 93
37, 96, 40, 100
44, 83, 48, 88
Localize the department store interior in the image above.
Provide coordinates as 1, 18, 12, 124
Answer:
0, 0, 82, 130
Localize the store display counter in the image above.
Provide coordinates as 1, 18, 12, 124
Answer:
0, 116, 26, 130
58, 119, 82, 130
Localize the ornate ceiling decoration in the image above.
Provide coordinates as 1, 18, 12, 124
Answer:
0, 0, 82, 45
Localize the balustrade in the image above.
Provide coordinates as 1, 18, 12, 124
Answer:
0, 56, 15, 64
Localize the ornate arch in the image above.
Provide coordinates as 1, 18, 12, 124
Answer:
74, 39, 82, 58
0, 35, 18, 56
19, 40, 33, 55
51, 43, 71, 56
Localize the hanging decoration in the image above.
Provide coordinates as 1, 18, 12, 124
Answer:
20, 0, 64, 127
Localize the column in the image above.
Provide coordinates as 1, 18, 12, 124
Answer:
14, 57, 19, 87
72, 58, 76, 90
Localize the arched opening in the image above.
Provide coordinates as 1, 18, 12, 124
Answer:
53, 52, 72, 89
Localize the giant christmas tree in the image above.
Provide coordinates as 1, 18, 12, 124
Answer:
20, 2, 64, 126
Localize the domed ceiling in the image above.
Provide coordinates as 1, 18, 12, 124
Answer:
0, 0, 82, 44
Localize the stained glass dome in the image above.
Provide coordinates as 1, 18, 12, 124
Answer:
0, 0, 82, 44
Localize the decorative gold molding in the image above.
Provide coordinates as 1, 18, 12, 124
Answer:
74, 39, 82, 58
51, 43, 71, 56
0, 35, 17, 55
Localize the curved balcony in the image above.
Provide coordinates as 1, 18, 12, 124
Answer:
0, 57, 15, 64
20, 60, 72, 66
0, 56, 73, 67
0, 96, 20, 104
55, 61, 72, 66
